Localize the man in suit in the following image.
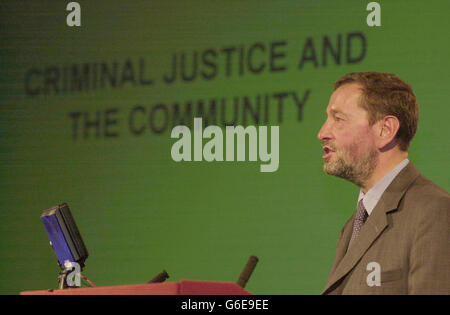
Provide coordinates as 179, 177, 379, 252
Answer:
318, 72, 449, 294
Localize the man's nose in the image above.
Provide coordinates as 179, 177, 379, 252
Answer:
317, 120, 331, 142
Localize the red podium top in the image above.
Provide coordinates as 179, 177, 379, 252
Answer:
20, 280, 252, 295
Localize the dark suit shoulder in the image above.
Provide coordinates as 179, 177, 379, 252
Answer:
399, 174, 450, 294
407, 174, 449, 202
401, 174, 449, 220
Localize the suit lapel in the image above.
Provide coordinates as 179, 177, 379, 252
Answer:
327, 215, 354, 278
322, 162, 421, 294
322, 201, 389, 294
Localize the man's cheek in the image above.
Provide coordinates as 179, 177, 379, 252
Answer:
340, 143, 357, 161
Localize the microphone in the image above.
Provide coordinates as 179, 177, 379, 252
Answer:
236, 255, 259, 288
148, 270, 170, 283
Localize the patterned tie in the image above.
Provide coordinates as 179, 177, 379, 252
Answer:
348, 199, 369, 249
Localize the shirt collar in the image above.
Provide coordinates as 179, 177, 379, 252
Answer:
358, 159, 409, 216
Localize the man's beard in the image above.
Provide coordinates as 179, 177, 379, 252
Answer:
323, 142, 378, 187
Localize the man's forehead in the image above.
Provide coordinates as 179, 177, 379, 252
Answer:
326, 83, 363, 114
327, 107, 347, 115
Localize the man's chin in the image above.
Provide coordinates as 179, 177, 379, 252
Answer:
322, 153, 378, 187
323, 156, 334, 168
323, 159, 348, 177
323, 161, 338, 176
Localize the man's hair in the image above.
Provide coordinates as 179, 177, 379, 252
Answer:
334, 72, 419, 151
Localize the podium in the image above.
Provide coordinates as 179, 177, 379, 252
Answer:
20, 280, 252, 295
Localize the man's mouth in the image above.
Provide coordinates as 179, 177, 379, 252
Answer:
322, 146, 335, 159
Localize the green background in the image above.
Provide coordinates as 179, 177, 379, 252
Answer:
0, 0, 449, 294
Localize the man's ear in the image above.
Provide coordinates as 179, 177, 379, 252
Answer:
376, 115, 400, 149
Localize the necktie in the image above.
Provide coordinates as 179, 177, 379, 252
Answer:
348, 199, 369, 249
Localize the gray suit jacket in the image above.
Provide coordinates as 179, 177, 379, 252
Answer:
323, 162, 450, 294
